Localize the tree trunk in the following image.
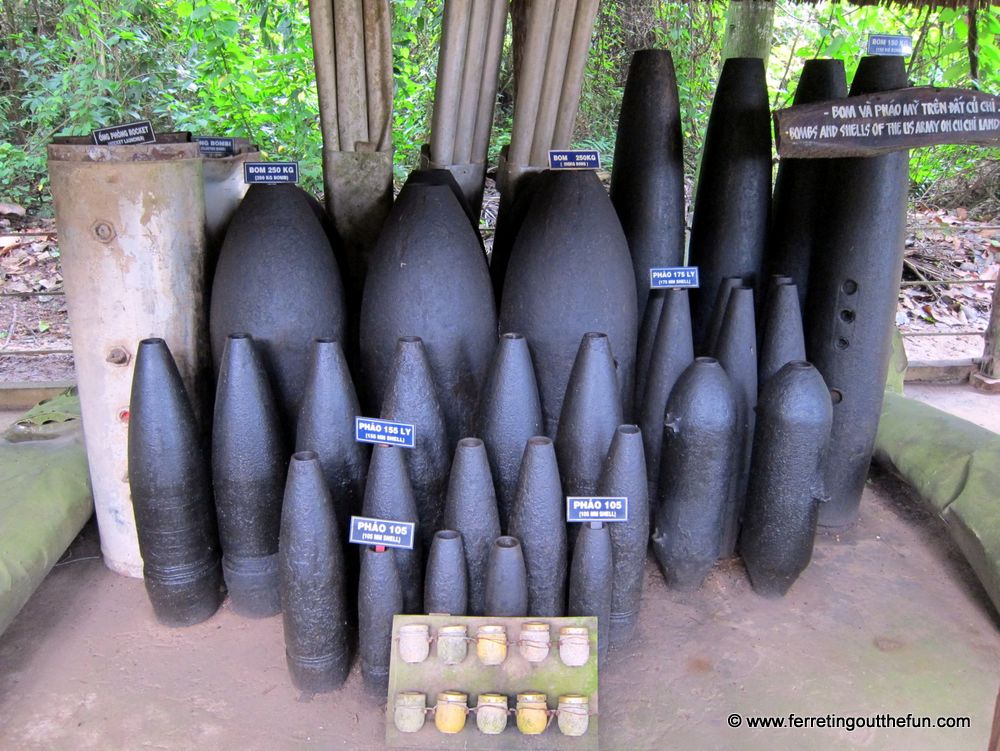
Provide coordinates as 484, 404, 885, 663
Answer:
722, 0, 775, 64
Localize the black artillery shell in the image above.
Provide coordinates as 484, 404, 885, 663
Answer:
610, 49, 686, 316
556, 332, 624, 502
128, 338, 222, 627
765, 58, 848, 311
443, 438, 501, 616
758, 281, 806, 388
484, 536, 529, 617
210, 184, 347, 433
379, 336, 450, 551
499, 169, 638, 434
361, 444, 423, 614
652, 358, 739, 590
212, 333, 287, 618
360, 178, 496, 445
805, 56, 909, 528
639, 289, 694, 503
296, 338, 368, 545
508, 436, 568, 616
703, 276, 743, 358
279, 451, 350, 692
714, 286, 758, 558
424, 530, 468, 615
597, 425, 649, 649
688, 57, 771, 350
568, 522, 613, 666
358, 545, 403, 697
474, 332, 544, 531
741, 362, 832, 596
634, 290, 666, 414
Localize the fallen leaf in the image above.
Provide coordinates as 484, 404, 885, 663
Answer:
0, 202, 26, 217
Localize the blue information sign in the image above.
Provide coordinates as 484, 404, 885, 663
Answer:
867, 34, 913, 57
548, 149, 601, 170
349, 516, 416, 550
355, 416, 416, 448
566, 497, 629, 523
650, 266, 699, 289
243, 161, 299, 184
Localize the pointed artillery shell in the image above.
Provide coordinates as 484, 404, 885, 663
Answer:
358, 545, 403, 697
424, 529, 468, 615
484, 536, 529, 617
568, 522, 613, 667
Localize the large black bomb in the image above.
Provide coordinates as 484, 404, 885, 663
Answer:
475, 332, 544, 531
597, 425, 648, 649
508, 436, 567, 616
212, 334, 286, 618
210, 184, 347, 432
568, 522, 613, 667
279, 451, 350, 692
358, 546, 403, 697
634, 291, 666, 413
484, 536, 529, 617
380, 336, 450, 550
638, 289, 694, 503
361, 444, 423, 614
360, 176, 496, 445
296, 338, 368, 547
424, 530, 468, 615
443, 438, 501, 616
805, 56, 909, 528
714, 285, 758, 558
610, 49, 686, 316
128, 338, 222, 627
652, 358, 739, 590
499, 170, 638, 434
741, 362, 832, 596
688, 57, 771, 350
766, 59, 848, 310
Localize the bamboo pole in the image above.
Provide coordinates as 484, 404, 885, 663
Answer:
452, 0, 492, 164
552, 0, 600, 148
471, 0, 508, 165
334, 0, 370, 150
528, 0, 577, 166
363, 0, 393, 151
430, 0, 473, 165
309, 0, 340, 152
507, 0, 556, 169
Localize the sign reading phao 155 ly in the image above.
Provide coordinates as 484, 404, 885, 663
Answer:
774, 86, 1000, 158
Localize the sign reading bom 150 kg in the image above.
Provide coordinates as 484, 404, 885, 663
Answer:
774, 86, 1000, 158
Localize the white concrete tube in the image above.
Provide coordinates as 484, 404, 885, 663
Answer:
47, 141, 209, 579
309, 0, 340, 152
452, 0, 491, 164
471, 0, 508, 164
430, 0, 473, 165
363, 0, 393, 151
334, 0, 370, 150
552, 0, 600, 148
528, 0, 577, 166
507, 0, 557, 169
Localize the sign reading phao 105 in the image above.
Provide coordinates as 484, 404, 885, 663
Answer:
355, 417, 415, 448
566, 497, 629, 523
774, 87, 1000, 158
349, 516, 415, 550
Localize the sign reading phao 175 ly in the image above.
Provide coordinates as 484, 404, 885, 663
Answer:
650, 266, 699, 289
774, 87, 1000, 158
349, 516, 415, 550
567, 497, 628, 523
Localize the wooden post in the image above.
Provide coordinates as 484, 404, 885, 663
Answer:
972, 275, 1000, 392
721, 0, 775, 64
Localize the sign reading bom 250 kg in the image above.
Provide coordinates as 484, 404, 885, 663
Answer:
774, 86, 1000, 158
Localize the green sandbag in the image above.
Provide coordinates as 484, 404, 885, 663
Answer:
874, 391, 1000, 615
0, 393, 93, 636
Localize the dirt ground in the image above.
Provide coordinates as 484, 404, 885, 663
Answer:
1, 465, 997, 751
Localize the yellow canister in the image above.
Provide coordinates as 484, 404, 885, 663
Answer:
557, 694, 590, 736
475, 693, 509, 735
476, 624, 508, 666
516, 691, 549, 735
434, 691, 469, 734
519, 621, 551, 663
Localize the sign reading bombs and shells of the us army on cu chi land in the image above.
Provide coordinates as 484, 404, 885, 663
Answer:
774, 86, 1000, 158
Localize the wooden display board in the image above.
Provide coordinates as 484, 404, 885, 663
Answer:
385, 614, 599, 750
